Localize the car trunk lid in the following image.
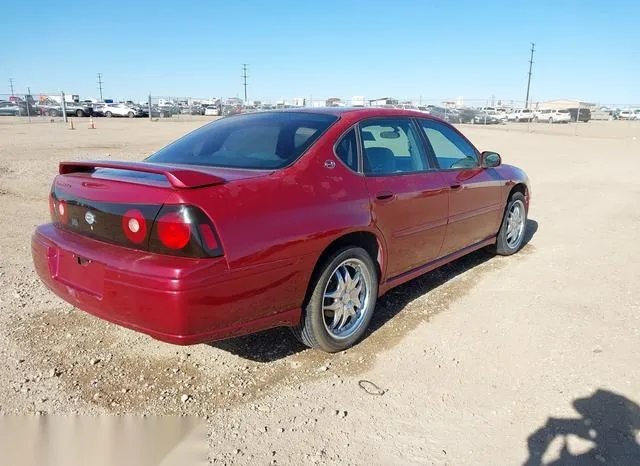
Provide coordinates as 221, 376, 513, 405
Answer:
51, 160, 271, 252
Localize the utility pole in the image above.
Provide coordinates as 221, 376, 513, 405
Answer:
97, 73, 104, 101
26, 86, 31, 122
241, 64, 248, 103
525, 43, 535, 109
9, 78, 15, 96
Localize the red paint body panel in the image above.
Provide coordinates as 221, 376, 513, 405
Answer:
32, 108, 530, 345
365, 172, 448, 278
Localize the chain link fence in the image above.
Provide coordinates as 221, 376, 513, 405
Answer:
2, 91, 639, 138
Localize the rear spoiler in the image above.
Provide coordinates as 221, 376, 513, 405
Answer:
59, 160, 226, 189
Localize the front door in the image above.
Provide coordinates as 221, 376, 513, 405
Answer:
360, 117, 449, 279
416, 118, 503, 256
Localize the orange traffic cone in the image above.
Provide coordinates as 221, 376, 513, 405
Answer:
68, 119, 75, 130
88, 117, 95, 129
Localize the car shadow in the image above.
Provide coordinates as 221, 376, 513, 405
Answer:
524, 389, 640, 465
208, 219, 538, 362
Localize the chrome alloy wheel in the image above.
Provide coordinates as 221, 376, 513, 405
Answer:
506, 199, 526, 249
322, 258, 373, 340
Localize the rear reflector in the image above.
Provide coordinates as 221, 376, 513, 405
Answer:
156, 212, 192, 250
198, 224, 219, 250
57, 200, 69, 224
121, 208, 147, 244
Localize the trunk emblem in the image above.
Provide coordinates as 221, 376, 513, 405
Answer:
85, 211, 96, 225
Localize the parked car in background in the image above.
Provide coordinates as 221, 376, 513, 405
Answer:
426, 106, 461, 123
473, 110, 503, 124
456, 108, 479, 123
0, 100, 35, 116
477, 108, 507, 123
567, 108, 591, 122
204, 105, 221, 116
65, 102, 93, 117
507, 108, 534, 122
634, 109, 640, 120
91, 103, 106, 117
188, 105, 205, 115
103, 103, 144, 118
222, 104, 244, 117
32, 108, 530, 352
617, 110, 636, 120
534, 108, 571, 123
37, 102, 62, 117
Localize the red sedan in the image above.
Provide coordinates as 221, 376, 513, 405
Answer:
32, 108, 530, 352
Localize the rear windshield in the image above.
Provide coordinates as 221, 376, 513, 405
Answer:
146, 112, 338, 169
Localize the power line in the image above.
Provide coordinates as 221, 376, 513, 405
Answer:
241, 64, 248, 103
525, 43, 535, 109
9, 78, 15, 96
97, 73, 104, 101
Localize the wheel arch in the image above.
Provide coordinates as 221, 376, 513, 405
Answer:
304, 230, 386, 305
509, 182, 529, 208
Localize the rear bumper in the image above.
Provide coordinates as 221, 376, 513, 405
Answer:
31, 224, 301, 345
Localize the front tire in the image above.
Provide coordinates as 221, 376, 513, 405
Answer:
493, 192, 527, 255
76, 109, 84, 117
105, 111, 113, 118
292, 247, 378, 352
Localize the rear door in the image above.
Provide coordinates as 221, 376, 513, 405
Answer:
360, 117, 448, 278
416, 118, 503, 256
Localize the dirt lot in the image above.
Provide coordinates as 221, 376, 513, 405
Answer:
1, 117, 639, 464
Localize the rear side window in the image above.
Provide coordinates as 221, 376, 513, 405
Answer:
147, 112, 338, 169
335, 128, 358, 171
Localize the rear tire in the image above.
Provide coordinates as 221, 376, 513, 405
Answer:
128, 111, 135, 118
105, 111, 113, 118
48, 109, 58, 117
493, 192, 527, 255
292, 246, 378, 352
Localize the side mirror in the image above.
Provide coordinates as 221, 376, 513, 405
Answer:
481, 151, 501, 168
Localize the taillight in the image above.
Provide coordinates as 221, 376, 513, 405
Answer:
149, 205, 223, 258
122, 209, 148, 244
156, 212, 191, 250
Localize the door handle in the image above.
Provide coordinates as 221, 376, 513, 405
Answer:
375, 191, 395, 201
450, 184, 463, 191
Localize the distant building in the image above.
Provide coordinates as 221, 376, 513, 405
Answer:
537, 99, 597, 110
369, 97, 398, 106
350, 96, 365, 107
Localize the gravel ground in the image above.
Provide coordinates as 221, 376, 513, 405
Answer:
0, 117, 639, 464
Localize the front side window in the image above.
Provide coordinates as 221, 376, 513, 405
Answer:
418, 119, 479, 170
147, 112, 338, 169
359, 118, 428, 175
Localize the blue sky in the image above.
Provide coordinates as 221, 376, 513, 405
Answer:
1, 0, 638, 104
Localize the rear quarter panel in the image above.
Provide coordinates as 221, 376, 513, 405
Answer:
177, 121, 374, 320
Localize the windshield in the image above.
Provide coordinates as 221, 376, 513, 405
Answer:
146, 112, 338, 169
